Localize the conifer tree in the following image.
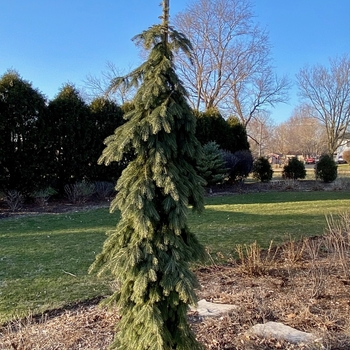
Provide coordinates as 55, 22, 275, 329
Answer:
88, 97, 125, 182
0, 70, 47, 193
197, 141, 227, 187
46, 84, 92, 192
90, 1, 206, 349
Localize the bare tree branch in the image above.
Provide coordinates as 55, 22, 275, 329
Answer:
272, 105, 328, 157
297, 55, 350, 155
84, 61, 135, 104
174, 0, 290, 126
246, 111, 275, 157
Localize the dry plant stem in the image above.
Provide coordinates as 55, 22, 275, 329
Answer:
4, 190, 24, 211
235, 241, 278, 276
282, 235, 306, 265
64, 182, 95, 204
94, 181, 114, 200
325, 213, 350, 279
304, 237, 327, 299
282, 235, 307, 278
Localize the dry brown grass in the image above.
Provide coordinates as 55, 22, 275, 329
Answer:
2, 212, 350, 349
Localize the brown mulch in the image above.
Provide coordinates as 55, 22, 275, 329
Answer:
2, 257, 350, 349
1, 181, 350, 349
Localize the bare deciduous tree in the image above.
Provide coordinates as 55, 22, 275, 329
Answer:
289, 105, 327, 157
246, 112, 275, 157
272, 105, 327, 157
271, 122, 290, 158
174, 0, 290, 126
297, 55, 350, 156
231, 65, 290, 127
84, 61, 135, 104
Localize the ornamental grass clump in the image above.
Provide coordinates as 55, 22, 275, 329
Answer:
89, 2, 206, 349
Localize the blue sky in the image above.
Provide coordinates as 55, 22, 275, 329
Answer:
1, 0, 349, 123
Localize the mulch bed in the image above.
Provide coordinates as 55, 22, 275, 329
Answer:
1, 181, 350, 349
2, 258, 350, 349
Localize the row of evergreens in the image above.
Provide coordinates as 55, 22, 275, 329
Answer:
0, 71, 250, 196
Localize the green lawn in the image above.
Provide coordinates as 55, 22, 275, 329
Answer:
0, 208, 117, 324
190, 191, 350, 257
1, 191, 350, 324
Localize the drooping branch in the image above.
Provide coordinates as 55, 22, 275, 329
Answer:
90, 5, 206, 349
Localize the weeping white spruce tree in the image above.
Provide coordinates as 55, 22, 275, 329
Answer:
89, 1, 206, 349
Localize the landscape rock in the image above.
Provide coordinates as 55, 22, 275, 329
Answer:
190, 299, 238, 317
247, 321, 322, 345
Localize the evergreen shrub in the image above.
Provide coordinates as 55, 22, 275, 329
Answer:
196, 141, 227, 187
221, 149, 253, 183
315, 154, 338, 182
253, 157, 273, 182
194, 110, 249, 154
282, 157, 306, 180
32, 187, 57, 206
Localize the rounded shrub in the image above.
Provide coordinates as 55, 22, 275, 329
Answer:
221, 149, 253, 183
252, 157, 273, 182
315, 154, 337, 182
282, 157, 306, 180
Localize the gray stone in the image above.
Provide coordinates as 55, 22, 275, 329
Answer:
190, 299, 238, 317
247, 321, 322, 345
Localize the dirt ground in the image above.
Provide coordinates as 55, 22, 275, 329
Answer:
1, 181, 350, 349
